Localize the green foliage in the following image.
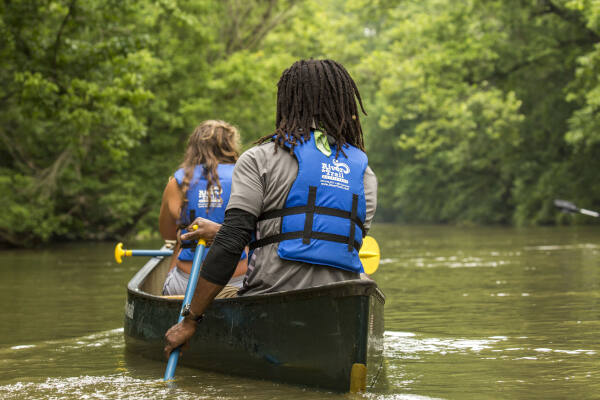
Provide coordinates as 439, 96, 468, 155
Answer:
1, 0, 598, 246
344, 0, 600, 225
0, 0, 301, 245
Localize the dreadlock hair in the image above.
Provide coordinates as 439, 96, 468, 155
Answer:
257, 59, 367, 157
179, 120, 240, 213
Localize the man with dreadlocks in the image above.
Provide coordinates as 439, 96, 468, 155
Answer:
164, 59, 377, 355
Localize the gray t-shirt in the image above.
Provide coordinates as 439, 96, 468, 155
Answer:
227, 141, 378, 296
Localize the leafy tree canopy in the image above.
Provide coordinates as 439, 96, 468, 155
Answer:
0, 0, 598, 246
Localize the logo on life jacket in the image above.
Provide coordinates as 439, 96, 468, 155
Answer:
321, 159, 351, 190
197, 187, 223, 208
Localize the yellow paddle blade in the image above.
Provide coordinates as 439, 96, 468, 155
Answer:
114, 242, 125, 264
359, 236, 380, 275
114, 242, 132, 264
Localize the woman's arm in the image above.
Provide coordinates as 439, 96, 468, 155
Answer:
163, 208, 256, 358
159, 177, 182, 240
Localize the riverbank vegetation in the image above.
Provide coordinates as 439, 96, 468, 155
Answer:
1, 0, 598, 245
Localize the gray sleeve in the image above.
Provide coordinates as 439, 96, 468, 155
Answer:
226, 149, 264, 217
363, 166, 378, 231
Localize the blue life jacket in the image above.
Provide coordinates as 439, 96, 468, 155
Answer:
175, 164, 244, 262
250, 132, 368, 273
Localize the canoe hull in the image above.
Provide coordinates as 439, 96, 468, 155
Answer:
124, 254, 385, 392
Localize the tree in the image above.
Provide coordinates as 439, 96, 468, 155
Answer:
0, 0, 304, 245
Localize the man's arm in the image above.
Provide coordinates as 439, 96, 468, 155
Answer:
197, 209, 255, 284
363, 166, 378, 232
164, 149, 263, 357
163, 208, 256, 357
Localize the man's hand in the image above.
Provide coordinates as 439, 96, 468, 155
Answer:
164, 319, 197, 359
180, 217, 220, 245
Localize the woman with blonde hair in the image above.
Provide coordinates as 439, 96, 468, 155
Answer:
159, 120, 247, 297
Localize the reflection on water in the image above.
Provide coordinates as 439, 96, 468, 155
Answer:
0, 225, 599, 399
385, 331, 500, 356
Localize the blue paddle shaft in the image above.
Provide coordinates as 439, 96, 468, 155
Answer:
164, 348, 181, 380
164, 242, 205, 381
130, 250, 173, 257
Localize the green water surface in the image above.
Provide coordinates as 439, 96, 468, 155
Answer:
0, 225, 598, 399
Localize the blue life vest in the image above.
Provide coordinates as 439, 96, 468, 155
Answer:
250, 132, 368, 273
175, 164, 240, 262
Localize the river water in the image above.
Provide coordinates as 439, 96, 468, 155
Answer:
0, 224, 598, 399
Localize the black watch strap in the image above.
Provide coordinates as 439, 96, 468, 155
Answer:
181, 304, 203, 323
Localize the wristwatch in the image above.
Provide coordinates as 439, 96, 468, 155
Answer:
181, 304, 203, 324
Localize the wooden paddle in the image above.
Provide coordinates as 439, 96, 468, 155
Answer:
163, 225, 206, 381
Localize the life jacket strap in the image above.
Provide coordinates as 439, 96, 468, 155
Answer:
349, 194, 358, 252
258, 202, 366, 234
249, 231, 361, 252
178, 209, 197, 250
252, 185, 364, 254
303, 186, 317, 244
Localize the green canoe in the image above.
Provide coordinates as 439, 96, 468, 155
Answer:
124, 249, 386, 392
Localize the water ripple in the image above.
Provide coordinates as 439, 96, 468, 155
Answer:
0, 375, 203, 400
384, 331, 500, 357
0, 328, 124, 356
384, 331, 597, 361
408, 256, 511, 268
525, 244, 599, 251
